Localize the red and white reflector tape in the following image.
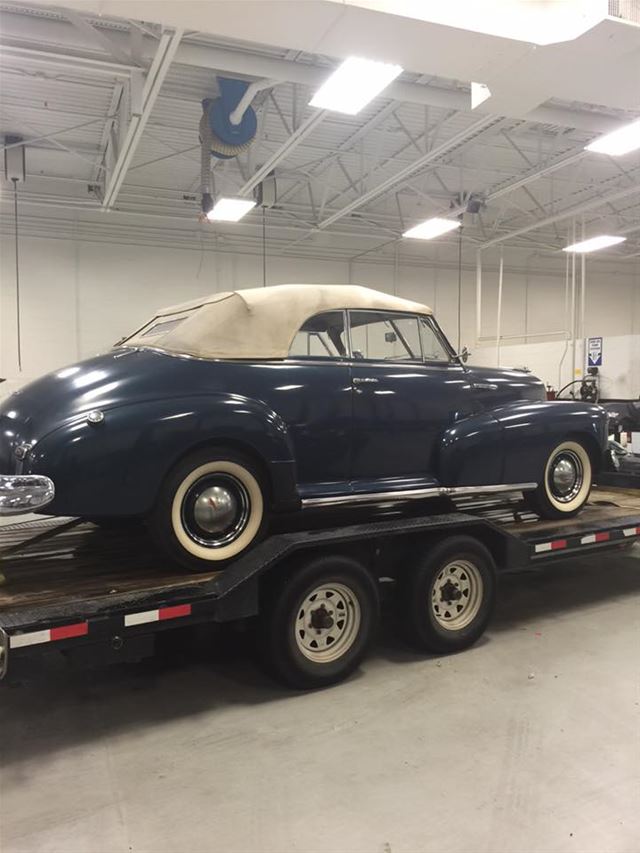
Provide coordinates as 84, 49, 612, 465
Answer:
535, 525, 640, 555
10, 621, 88, 649
580, 531, 610, 545
124, 604, 192, 627
534, 539, 567, 554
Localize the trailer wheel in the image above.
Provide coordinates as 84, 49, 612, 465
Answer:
399, 536, 496, 654
259, 554, 379, 689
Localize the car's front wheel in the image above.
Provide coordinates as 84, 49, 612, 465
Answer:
150, 448, 266, 571
525, 439, 592, 519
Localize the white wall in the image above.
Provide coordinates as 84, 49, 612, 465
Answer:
1, 236, 638, 399
473, 336, 640, 399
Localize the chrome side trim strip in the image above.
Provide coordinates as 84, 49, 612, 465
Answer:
301, 483, 537, 509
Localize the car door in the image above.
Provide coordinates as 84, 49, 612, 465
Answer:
265, 309, 352, 496
348, 310, 478, 488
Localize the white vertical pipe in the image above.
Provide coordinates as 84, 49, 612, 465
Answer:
570, 219, 577, 385
580, 219, 586, 346
496, 247, 504, 366
475, 249, 482, 344
558, 241, 570, 390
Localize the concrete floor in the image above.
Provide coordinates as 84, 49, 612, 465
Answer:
1, 545, 638, 853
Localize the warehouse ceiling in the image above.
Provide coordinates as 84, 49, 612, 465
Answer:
0, 0, 639, 271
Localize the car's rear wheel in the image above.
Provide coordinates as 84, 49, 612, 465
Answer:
525, 439, 592, 519
150, 448, 267, 571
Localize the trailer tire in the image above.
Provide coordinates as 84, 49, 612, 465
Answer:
399, 536, 496, 654
259, 554, 379, 689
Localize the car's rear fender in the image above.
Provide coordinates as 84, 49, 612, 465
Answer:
438, 400, 608, 487
28, 393, 297, 517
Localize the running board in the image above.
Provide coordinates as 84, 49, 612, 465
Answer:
301, 483, 537, 509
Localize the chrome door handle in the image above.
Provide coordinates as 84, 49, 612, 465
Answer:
472, 382, 498, 391
353, 377, 379, 385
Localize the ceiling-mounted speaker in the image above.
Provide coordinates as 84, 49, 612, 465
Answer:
255, 170, 277, 208
4, 135, 25, 183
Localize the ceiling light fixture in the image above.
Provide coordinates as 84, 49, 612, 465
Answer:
403, 217, 461, 240
562, 235, 626, 253
309, 57, 403, 115
585, 118, 640, 157
207, 198, 256, 222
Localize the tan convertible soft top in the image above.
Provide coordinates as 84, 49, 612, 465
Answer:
121, 284, 433, 360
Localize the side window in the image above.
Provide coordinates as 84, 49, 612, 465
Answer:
288, 310, 347, 359
420, 318, 451, 363
348, 311, 423, 362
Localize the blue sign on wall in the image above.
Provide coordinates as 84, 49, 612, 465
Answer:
587, 336, 603, 367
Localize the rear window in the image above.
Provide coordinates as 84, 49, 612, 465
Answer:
141, 317, 186, 338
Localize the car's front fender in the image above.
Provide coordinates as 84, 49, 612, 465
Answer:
27, 393, 297, 517
438, 400, 608, 487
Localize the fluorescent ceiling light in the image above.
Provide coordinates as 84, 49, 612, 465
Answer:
562, 235, 626, 253
403, 217, 461, 240
207, 198, 256, 222
309, 57, 403, 115
585, 118, 640, 157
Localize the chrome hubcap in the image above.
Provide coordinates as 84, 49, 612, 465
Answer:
193, 485, 238, 533
549, 450, 583, 503
294, 583, 361, 663
431, 559, 483, 631
182, 474, 250, 548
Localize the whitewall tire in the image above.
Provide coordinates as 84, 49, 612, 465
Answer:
151, 450, 266, 571
526, 440, 592, 519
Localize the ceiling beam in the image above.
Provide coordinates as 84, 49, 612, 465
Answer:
238, 109, 326, 196
480, 183, 640, 248
0, 11, 628, 134
172, 43, 628, 134
277, 99, 398, 204
318, 115, 503, 229
58, 6, 135, 66
102, 28, 183, 210
0, 44, 136, 76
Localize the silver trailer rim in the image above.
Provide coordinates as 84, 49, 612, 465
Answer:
431, 559, 483, 631
294, 582, 362, 663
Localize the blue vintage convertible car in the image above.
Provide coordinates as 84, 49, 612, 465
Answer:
0, 284, 608, 570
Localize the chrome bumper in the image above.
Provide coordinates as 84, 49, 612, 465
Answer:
0, 474, 55, 515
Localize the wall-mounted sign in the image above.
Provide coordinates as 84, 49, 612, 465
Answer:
587, 336, 603, 367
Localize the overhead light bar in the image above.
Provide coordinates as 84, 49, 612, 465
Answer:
585, 118, 640, 157
562, 235, 626, 253
309, 57, 403, 115
403, 217, 461, 240
207, 198, 256, 222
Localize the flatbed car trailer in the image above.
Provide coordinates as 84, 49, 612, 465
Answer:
0, 487, 638, 689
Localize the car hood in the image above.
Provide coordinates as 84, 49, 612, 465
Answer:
467, 364, 545, 403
